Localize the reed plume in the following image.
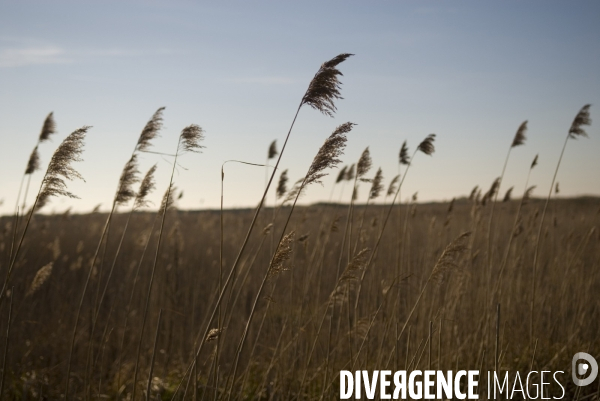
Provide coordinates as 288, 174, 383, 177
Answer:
159, 183, 177, 214
469, 186, 479, 201
356, 147, 372, 179
114, 154, 140, 206
523, 185, 536, 205
25, 146, 41, 175
276, 169, 289, 199
136, 107, 165, 152
503, 187, 514, 202
267, 231, 295, 278
179, 124, 205, 153
134, 164, 158, 209
386, 174, 400, 197
268, 140, 278, 159
399, 141, 410, 165
369, 168, 384, 200
482, 177, 501, 206
302, 53, 354, 117
531, 154, 538, 169
511, 121, 528, 147
448, 198, 455, 213
39, 112, 57, 142
26, 262, 53, 296
417, 134, 436, 155
430, 232, 471, 286
304, 122, 353, 187
36, 126, 89, 210
336, 249, 370, 289
205, 328, 223, 343
568, 104, 591, 138
336, 165, 348, 184
345, 163, 355, 181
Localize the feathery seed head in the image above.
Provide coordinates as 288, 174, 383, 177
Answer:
483, 177, 501, 204
262, 223, 273, 235
205, 328, 223, 343
568, 104, 591, 139
468, 186, 479, 202
276, 169, 289, 200
430, 232, 471, 287
269, 231, 295, 278
284, 179, 304, 204
448, 198, 455, 213
531, 154, 539, 169
39, 112, 57, 142
387, 174, 400, 197
511, 121, 528, 148
179, 124, 205, 153
503, 186, 514, 202
268, 140, 278, 159
159, 183, 176, 214
356, 147, 372, 178
523, 185, 536, 205
330, 248, 370, 306
136, 107, 165, 152
135, 164, 158, 209
301, 53, 353, 117
304, 122, 353, 187
417, 134, 436, 156
25, 146, 41, 175
114, 154, 140, 206
27, 262, 53, 296
345, 164, 355, 181
369, 168, 384, 200
399, 141, 410, 165
336, 165, 348, 184
36, 126, 89, 210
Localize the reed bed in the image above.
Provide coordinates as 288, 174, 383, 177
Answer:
0, 55, 598, 400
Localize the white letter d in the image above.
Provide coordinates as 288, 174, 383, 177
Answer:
340, 371, 353, 399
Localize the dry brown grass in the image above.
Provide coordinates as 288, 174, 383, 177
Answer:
0, 196, 597, 399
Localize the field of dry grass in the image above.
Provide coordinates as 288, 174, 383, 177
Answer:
0, 197, 598, 399
0, 54, 598, 400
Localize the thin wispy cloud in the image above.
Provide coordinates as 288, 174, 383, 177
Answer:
83, 48, 176, 58
0, 38, 176, 68
0, 45, 69, 67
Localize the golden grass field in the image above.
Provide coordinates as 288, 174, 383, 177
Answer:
0, 197, 599, 399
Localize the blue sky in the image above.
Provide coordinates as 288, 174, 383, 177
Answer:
1, 1, 599, 213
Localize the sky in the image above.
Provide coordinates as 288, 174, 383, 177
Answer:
0, 0, 599, 214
